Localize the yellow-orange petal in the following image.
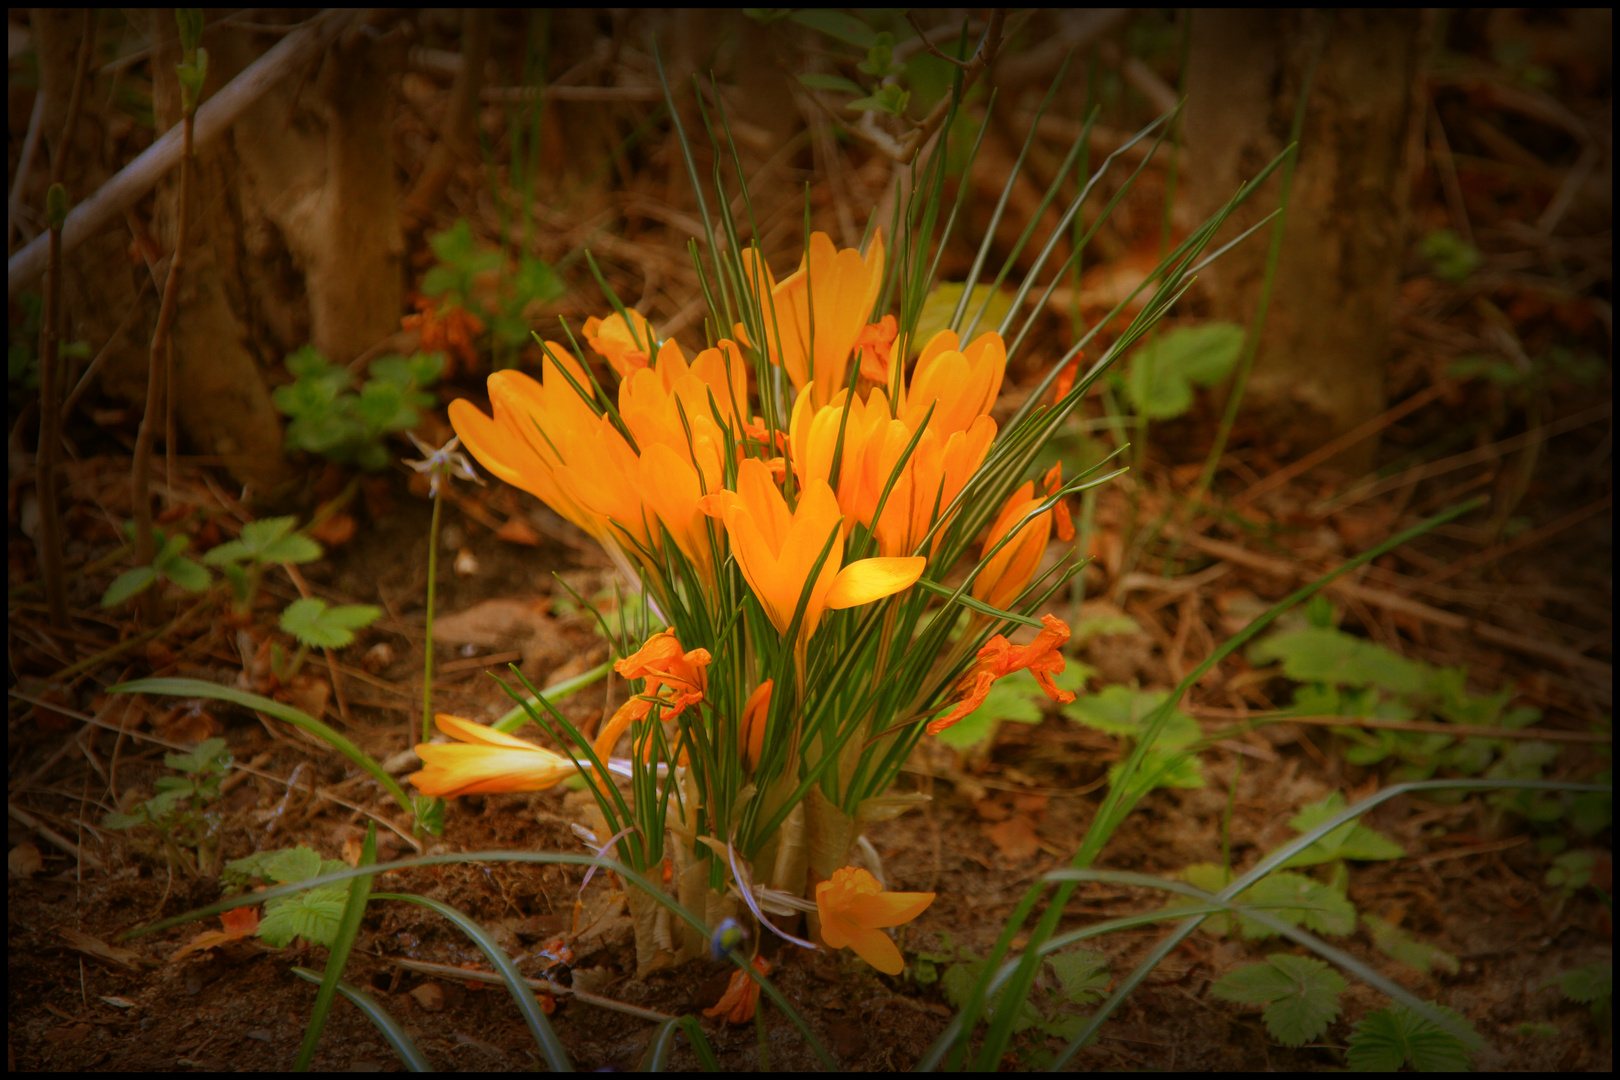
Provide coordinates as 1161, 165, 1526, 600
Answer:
844, 888, 936, 929
825, 556, 925, 609
433, 713, 536, 749
408, 743, 574, 796
839, 923, 905, 975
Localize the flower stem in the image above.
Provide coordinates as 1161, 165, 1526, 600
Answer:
421, 490, 442, 743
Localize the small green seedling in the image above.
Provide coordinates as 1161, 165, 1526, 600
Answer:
421, 218, 565, 362
1212, 954, 1348, 1047
1550, 961, 1612, 1032
103, 736, 231, 876
923, 934, 1110, 1066
222, 846, 350, 948
1064, 685, 1205, 798
1344, 1001, 1482, 1072
274, 346, 443, 470
278, 597, 382, 678
101, 523, 211, 608
202, 515, 324, 613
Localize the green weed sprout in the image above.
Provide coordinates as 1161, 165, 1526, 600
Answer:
420, 218, 566, 365
273, 347, 444, 470
103, 736, 231, 876
223, 846, 352, 950
202, 515, 324, 614
101, 523, 211, 608
278, 597, 381, 681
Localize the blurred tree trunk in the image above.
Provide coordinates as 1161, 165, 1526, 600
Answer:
1185, 10, 1424, 473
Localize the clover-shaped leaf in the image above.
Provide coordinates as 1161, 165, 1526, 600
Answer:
204, 516, 323, 568
280, 598, 382, 649
1212, 955, 1347, 1047
1345, 1002, 1481, 1072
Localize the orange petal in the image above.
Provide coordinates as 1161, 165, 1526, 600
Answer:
843, 924, 905, 975
845, 888, 936, 929
825, 556, 925, 609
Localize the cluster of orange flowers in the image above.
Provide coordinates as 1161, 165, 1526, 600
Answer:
412, 230, 1083, 982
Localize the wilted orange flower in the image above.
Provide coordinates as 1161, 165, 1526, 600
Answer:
927, 615, 1075, 735
410, 714, 578, 796
972, 462, 1073, 611
588, 629, 713, 781
815, 866, 935, 975
899, 328, 1006, 437
583, 309, 655, 376
740, 679, 773, 769
699, 458, 924, 645
855, 314, 899, 384
404, 297, 484, 376
739, 231, 886, 408
704, 955, 771, 1023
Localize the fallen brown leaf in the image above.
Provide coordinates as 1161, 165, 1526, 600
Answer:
495, 517, 541, 546
984, 815, 1040, 862
309, 512, 357, 548
57, 926, 142, 971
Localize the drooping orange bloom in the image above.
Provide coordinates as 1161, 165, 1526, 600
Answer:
815, 866, 935, 975
590, 628, 714, 776
404, 297, 485, 376
410, 714, 578, 796
583, 309, 655, 376
739, 231, 886, 408
704, 955, 771, 1024
927, 615, 1076, 735
972, 462, 1074, 611
740, 679, 773, 769
899, 328, 1006, 437
699, 458, 924, 644
448, 353, 604, 536
855, 314, 899, 384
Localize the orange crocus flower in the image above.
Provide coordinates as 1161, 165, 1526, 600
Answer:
448, 353, 604, 537
899, 328, 1006, 437
815, 866, 935, 975
972, 463, 1074, 611
583, 309, 655, 376
699, 459, 924, 644
553, 412, 657, 556
410, 714, 579, 796
739, 231, 886, 408
704, 955, 771, 1024
740, 679, 773, 770
863, 413, 996, 558
855, 314, 899, 384
788, 385, 893, 525
927, 615, 1076, 735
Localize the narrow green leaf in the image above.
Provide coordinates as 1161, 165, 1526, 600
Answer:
796, 72, 864, 95
789, 9, 876, 47
290, 967, 431, 1072
296, 825, 378, 1070
101, 565, 158, 608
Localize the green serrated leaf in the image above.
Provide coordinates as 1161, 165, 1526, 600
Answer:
258, 889, 347, 949
101, 565, 158, 608
162, 557, 210, 593
1282, 793, 1405, 867
1345, 1002, 1481, 1071
1364, 915, 1459, 977
1250, 626, 1430, 695
1047, 950, 1110, 1007
259, 533, 323, 565
917, 282, 1014, 345
280, 598, 382, 649
1064, 686, 1201, 748
1238, 873, 1357, 940
261, 846, 323, 884
1212, 955, 1346, 1047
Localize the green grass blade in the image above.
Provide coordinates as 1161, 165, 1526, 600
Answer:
290, 966, 432, 1072
373, 892, 571, 1072
638, 1014, 717, 1072
491, 659, 612, 733
295, 824, 378, 1071
111, 677, 414, 817
944, 497, 1487, 1069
